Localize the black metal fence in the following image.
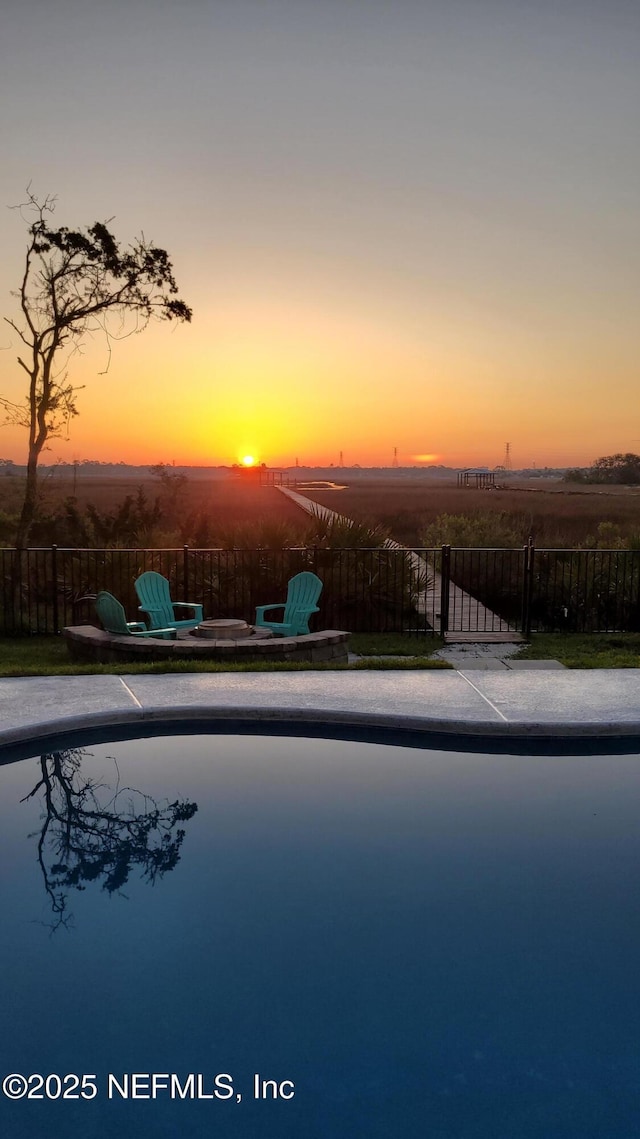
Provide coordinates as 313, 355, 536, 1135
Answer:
1, 543, 640, 637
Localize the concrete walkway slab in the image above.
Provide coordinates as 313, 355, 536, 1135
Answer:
123, 670, 503, 733
445, 631, 524, 643
461, 670, 640, 730
0, 675, 139, 747
1, 669, 640, 750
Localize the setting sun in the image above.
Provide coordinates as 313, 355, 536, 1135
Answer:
241, 455, 256, 467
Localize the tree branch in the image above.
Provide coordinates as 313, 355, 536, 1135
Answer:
2, 189, 192, 545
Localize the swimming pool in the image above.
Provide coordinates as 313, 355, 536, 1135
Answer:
1, 727, 639, 1138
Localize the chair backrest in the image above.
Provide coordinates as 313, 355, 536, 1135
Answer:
283, 572, 323, 623
95, 591, 131, 635
135, 571, 174, 625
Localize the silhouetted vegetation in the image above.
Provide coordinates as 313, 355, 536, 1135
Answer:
3, 477, 640, 636
420, 512, 526, 549
0, 190, 191, 547
564, 453, 640, 486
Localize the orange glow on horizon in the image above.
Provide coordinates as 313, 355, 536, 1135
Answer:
0, 284, 636, 472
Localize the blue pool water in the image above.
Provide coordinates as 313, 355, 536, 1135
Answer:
1, 730, 639, 1138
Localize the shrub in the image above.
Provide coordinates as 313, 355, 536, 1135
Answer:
420, 511, 526, 549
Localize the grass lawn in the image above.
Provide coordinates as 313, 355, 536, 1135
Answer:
349, 632, 444, 656
515, 633, 640, 668
0, 633, 450, 677
2, 632, 638, 676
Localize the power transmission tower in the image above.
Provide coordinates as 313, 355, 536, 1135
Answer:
503, 442, 512, 470
392, 447, 399, 468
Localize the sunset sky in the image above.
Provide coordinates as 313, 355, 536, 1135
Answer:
0, 0, 638, 469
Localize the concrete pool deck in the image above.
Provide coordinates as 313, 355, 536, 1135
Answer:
1, 668, 640, 750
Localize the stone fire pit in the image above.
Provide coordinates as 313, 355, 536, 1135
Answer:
191, 619, 272, 641
64, 624, 349, 664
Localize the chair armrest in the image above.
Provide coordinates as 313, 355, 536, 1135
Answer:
127, 621, 148, 632
256, 603, 284, 619
172, 602, 204, 617
138, 605, 163, 617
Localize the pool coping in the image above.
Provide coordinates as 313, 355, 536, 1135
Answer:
1, 669, 640, 751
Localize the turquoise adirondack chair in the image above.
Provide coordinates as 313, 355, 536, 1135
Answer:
95, 591, 177, 639
255, 572, 323, 637
135, 571, 204, 632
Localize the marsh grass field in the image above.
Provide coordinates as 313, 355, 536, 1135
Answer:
0, 473, 307, 545
2, 472, 640, 548
303, 476, 640, 548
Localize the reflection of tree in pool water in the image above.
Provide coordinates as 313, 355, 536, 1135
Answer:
21, 749, 198, 931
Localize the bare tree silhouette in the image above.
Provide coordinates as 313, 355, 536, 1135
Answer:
21, 748, 198, 932
1, 189, 192, 546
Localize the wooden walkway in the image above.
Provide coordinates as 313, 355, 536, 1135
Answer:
277, 486, 520, 639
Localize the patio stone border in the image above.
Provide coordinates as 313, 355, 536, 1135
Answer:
63, 625, 350, 665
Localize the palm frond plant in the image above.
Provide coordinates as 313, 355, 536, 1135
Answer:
302, 511, 429, 633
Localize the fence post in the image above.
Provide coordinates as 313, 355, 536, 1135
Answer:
521, 542, 529, 636
183, 544, 189, 598
51, 544, 59, 635
522, 537, 535, 639
16, 549, 25, 635
439, 544, 450, 638
636, 549, 640, 629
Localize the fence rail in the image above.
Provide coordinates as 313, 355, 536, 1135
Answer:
1, 544, 639, 637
